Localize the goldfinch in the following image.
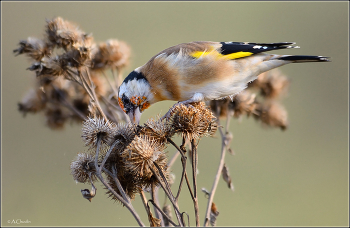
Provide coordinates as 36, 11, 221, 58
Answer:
118, 41, 329, 124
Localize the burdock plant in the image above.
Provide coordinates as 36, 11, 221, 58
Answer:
15, 17, 291, 227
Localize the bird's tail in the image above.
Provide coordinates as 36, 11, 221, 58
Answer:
278, 55, 330, 63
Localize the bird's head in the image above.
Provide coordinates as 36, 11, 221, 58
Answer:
118, 70, 153, 124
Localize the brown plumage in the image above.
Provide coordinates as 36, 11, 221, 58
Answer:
118, 41, 329, 123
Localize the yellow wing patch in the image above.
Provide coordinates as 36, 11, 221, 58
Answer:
222, 51, 253, 59
190, 50, 253, 60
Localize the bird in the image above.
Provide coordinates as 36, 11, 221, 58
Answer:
118, 41, 330, 124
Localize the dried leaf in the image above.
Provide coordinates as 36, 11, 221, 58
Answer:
222, 164, 234, 191
149, 211, 162, 227
210, 202, 220, 226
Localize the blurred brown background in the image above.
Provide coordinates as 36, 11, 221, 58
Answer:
1, 2, 348, 227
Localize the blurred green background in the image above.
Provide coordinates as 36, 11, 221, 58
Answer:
1, 2, 348, 227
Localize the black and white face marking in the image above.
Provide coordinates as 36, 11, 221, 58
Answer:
119, 93, 134, 114
118, 70, 153, 124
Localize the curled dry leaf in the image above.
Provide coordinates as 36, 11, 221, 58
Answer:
222, 163, 234, 191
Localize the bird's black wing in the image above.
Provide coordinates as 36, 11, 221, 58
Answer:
219, 42, 298, 59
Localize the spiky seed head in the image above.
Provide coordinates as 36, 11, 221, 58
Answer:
81, 116, 115, 146
209, 99, 231, 119
249, 68, 290, 99
111, 123, 138, 152
191, 102, 218, 137
229, 90, 259, 118
140, 116, 175, 143
91, 39, 130, 70
70, 153, 96, 183
121, 135, 168, 181
169, 102, 217, 140
255, 101, 288, 130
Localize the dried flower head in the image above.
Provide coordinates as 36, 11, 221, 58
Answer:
209, 98, 231, 118
70, 153, 96, 183
209, 90, 259, 119
81, 116, 115, 146
230, 90, 259, 118
112, 123, 138, 151
18, 88, 46, 115
61, 45, 92, 68
45, 106, 68, 129
255, 101, 288, 130
169, 102, 217, 140
92, 39, 130, 70
140, 116, 175, 143
192, 102, 218, 137
27, 56, 67, 78
249, 68, 290, 99
46, 17, 91, 50
13, 37, 50, 61
121, 135, 168, 182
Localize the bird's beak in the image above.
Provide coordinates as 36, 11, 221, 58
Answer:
128, 106, 142, 125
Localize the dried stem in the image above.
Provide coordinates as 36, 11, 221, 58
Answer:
148, 200, 178, 227
111, 165, 130, 203
151, 183, 164, 226
94, 138, 143, 225
51, 84, 87, 120
167, 150, 180, 170
102, 70, 119, 99
98, 140, 119, 173
149, 165, 184, 227
175, 155, 188, 201
203, 117, 233, 227
140, 190, 151, 218
191, 139, 200, 227
97, 173, 144, 226
82, 68, 108, 121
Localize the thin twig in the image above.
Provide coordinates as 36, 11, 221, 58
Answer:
167, 150, 180, 170
140, 190, 151, 218
149, 165, 184, 227
98, 140, 120, 173
185, 172, 195, 200
83, 67, 108, 121
148, 200, 178, 227
151, 183, 164, 226
94, 135, 102, 177
111, 165, 130, 203
191, 139, 200, 227
203, 118, 233, 227
97, 173, 145, 226
102, 70, 119, 99
167, 138, 187, 159
50, 85, 87, 120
